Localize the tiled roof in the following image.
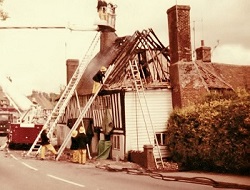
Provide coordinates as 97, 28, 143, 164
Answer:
175, 60, 250, 94
193, 61, 250, 90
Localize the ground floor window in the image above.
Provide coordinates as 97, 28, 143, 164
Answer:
155, 132, 167, 146
112, 135, 120, 150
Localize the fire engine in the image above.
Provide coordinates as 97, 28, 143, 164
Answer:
0, 75, 48, 149
0, 107, 18, 136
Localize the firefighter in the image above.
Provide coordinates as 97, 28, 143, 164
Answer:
92, 66, 107, 95
97, 0, 107, 20
70, 130, 79, 163
40, 128, 57, 160
77, 126, 88, 164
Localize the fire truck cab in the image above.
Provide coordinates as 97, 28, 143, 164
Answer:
0, 112, 12, 136
0, 75, 51, 149
0, 107, 18, 135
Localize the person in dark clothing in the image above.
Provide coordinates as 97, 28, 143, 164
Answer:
40, 128, 57, 160
92, 66, 107, 94
138, 51, 151, 83
77, 126, 88, 164
97, 0, 107, 20
70, 130, 79, 163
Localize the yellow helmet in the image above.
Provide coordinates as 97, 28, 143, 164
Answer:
71, 130, 78, 137
100, 66, 107, 72
79, 126, 86, 134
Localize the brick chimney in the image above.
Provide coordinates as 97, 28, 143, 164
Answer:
100, 31, 117, 53
66, 59, 84, 94
167, 5, 192, 63
66, 59, 79, 84
195, 40, 211, 62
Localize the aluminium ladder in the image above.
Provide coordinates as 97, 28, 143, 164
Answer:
129, 60, 165, 169
26, 32, 100, 156
55, 64, 115, 161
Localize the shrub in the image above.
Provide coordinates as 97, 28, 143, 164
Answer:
166, 89, 250, 174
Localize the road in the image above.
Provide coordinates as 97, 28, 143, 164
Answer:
0, 150, 221, 190
0, 136, 249, 190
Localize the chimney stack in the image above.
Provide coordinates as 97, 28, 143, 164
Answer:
195, 40, 211, 62
167, 5, 192, 63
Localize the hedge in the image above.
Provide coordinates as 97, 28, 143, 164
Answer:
166, 89, 250, 174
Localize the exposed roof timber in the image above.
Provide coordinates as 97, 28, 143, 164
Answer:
136, 32, 169, 82
136, 30, 171, 82
106, 29, 171, 85
148, 28, 170, 62
140, 30, 170, 62
107, 32, 141, 83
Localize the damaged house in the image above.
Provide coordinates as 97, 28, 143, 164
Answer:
56, 4, 250, 164
63, 29, 172, 162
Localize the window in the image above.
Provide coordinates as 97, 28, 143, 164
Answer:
112, 135, 120, 150
0, 115, 9, 121
155, 132, 167, 146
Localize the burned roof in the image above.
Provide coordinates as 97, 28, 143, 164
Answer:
105, 29, 171, 90
76, 29, 171, 95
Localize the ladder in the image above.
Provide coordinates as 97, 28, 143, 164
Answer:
55, 64, 114, 161
26, 32, 100, 156
129, 60, 164, 169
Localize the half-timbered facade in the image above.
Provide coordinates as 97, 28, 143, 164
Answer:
62, 29, 172, 160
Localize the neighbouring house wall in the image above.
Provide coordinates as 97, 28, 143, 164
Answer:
170, 62, 208, 108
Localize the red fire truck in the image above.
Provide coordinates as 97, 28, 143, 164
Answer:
0, 75, 48, 149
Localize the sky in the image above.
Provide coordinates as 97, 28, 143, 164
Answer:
0, 0, 250, 95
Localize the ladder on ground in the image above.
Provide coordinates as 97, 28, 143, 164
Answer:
26, 32, 100, 156
129, 60, 164, 169
55, 64, 115, 161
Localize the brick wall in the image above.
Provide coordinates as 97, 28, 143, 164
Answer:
66, 59, 78, 84
128, 145, 156, 170
66, 59, 85, 95
170, 62, 208, 108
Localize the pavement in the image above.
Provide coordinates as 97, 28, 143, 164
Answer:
89, 159, 250, 189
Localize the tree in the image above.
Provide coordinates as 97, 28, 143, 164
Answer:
0, 0, 8, 20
